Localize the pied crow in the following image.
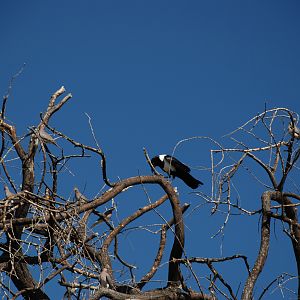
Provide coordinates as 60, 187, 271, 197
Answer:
151, 154, 203, 189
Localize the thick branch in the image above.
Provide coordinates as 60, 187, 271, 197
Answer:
90, 286, 214, 300
241, 190, 275, 300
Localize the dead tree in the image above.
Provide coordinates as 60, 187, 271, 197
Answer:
204, 107, 300, 300
0, 82, 299, 300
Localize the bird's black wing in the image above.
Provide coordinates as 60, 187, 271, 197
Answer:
165, 155, 191, 173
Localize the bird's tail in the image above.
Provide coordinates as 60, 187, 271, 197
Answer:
177, 172, 203, 189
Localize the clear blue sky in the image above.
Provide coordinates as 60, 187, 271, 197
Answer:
1, 1, 300, 299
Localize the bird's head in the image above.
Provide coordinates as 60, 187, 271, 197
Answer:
150, 156, 159, 167
151, 155, 165, 167
151, 155, 166, 174
150, 156, 160, 173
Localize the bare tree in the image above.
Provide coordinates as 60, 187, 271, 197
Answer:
0, 80, 299, 299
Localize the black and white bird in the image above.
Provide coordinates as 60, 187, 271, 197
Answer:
151, 154, 203, 189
